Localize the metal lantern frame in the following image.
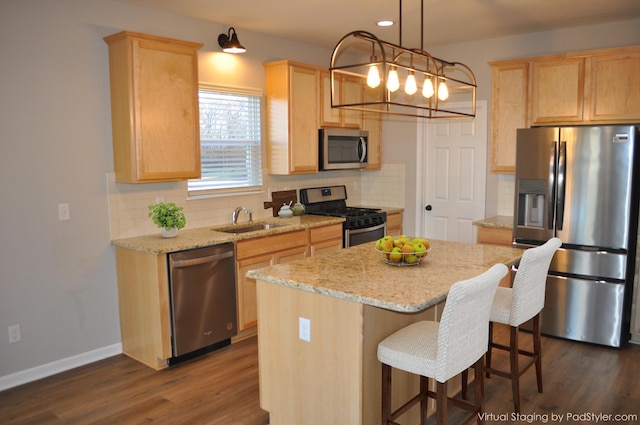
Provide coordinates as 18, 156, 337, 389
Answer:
329, 2, 476, 119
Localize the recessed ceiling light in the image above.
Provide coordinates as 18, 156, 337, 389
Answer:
377, 20, 394, 27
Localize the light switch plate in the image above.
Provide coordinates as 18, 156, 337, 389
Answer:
299, 317, 310, 342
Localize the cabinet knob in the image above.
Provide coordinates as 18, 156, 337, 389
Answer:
425, 205, 432, 211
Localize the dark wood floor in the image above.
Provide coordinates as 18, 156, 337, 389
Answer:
1, 327, 640, 424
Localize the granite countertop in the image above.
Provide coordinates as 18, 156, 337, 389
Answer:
246, 239, 523, 313
472, 215, 514, 229
111, 215, 345, 254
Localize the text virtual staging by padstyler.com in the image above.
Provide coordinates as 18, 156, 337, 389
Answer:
479, 411, 638, 423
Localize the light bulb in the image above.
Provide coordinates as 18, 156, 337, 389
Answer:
367, 65, 381, 88
387, 67, 400, 92
405, 72, 417, 95
422, 77, 434, 98
438, 80, 449, 101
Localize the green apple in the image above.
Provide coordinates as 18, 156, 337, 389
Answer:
404, 254, 418, 264
414, 242, 427, 258
401, 244, 415, 254
389, 247, 403, 262
380, 240, 394, 253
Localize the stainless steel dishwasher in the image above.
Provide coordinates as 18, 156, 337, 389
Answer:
167, 243, 237, 365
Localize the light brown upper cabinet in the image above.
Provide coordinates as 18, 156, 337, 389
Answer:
104, 31, 202, 183
320, 72, 361, 129
588, 48, 640, 123
489, 45, 640, 174
264, 60, 320, 175
489, 61, 528, 173
362, 85, 382, 170
530, 57, 585, 125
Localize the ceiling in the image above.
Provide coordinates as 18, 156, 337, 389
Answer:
118, 0, 640, 49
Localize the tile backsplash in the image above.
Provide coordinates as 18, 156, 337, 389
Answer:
107, 163, 406, 240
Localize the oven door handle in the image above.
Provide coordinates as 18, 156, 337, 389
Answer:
347, 222, 386, 235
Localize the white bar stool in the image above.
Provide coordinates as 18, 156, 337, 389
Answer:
377, 263, 508, 425
484, 237, 562, 413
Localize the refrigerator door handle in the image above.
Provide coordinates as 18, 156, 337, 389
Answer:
548, 141, 558, 230
556, 140, 567, 230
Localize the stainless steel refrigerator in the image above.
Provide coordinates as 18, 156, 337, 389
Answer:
513, 125, 640, 347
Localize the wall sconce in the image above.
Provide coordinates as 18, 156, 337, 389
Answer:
218, 27, 246, 54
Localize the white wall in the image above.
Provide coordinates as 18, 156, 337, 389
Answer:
1, 0, 639, 388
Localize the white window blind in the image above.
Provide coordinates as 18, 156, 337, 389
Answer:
188, 84, 263, 195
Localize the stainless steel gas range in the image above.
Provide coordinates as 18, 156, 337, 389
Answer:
299, 185, 386, 248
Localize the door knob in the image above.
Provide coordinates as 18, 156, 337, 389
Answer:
425, 205, 432, 211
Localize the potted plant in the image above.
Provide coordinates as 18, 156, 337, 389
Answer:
148, 202, 186, 237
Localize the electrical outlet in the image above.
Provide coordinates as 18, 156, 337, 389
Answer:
299, 317, 310, 342
155, 196, 164, 204
8, 325, 21, 344
58, 203, 70, 221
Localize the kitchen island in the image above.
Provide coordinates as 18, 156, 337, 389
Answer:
247, 239, 523, 425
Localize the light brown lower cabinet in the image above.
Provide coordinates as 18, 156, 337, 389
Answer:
235, 224, 344, 338
114, 223, 344, 369
476, 226, 514, 287
477, 226, 513, 246
115, 247, 172, 370
236, 231, 307, 335
386, 212, 403, 236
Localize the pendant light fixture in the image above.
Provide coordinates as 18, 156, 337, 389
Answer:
218, 27, 246, 54
329, 0, 476, 119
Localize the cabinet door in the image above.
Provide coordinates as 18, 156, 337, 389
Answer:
237, 254, 273, 331
363, 84, 382, 170
530, 58, 585, 125
342, 76, 363, 128
274, 246, 308, 263
490, 62, 528, 173
290, 65, 320, 173
104, 32, 202, 183
320, 72, 362, 129
320, 71, 342, 127
588, 51, 640, 122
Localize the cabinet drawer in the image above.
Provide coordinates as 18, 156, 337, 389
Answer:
309, 224, 343, 244
236, 230, 307, 259
477, 227, 513, 246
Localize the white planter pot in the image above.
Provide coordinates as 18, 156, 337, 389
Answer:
161, 227, 179, 238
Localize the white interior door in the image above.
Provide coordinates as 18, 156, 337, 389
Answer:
416, 101, 487, 242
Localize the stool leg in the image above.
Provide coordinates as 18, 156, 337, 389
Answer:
381, 363, 391, 425
485, 322, 494, 378
475, 357, 485, 425
461, 369, 468, 399
420, 375, 428, 425
533, 314, 543, 393
510, 325, 521, 413
436, 380, 447, 425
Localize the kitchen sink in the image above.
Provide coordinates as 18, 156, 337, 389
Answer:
212, 222, 287, 234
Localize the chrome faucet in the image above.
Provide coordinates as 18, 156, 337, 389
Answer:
232, 206, 252, 225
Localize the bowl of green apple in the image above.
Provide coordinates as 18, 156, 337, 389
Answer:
375, 235, 430, 266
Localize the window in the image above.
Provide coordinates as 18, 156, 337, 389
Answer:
188, 84, 263, 196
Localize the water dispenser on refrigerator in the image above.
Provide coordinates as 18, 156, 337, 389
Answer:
516, 179, 546, 228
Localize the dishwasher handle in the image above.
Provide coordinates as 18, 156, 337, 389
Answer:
170, 250, 234, 268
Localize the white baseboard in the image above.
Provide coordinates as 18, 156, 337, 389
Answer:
0, 343, 122, 392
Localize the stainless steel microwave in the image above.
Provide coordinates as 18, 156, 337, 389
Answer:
319, 128, 368, 171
